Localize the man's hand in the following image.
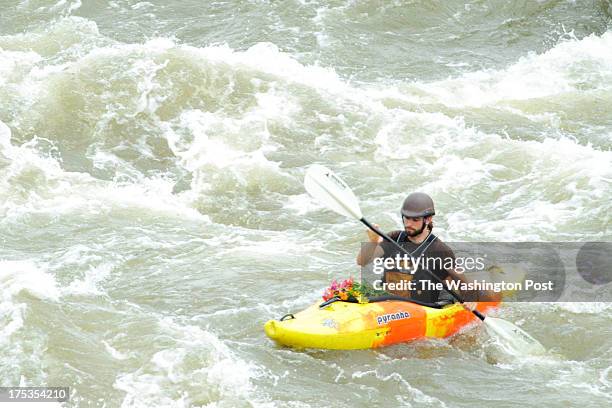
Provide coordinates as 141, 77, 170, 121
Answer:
367, 224, 383, 243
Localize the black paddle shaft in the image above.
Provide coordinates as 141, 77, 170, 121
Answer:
360, 217, 486, 321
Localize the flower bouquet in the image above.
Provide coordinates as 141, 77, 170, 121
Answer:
322, 277, 388, 303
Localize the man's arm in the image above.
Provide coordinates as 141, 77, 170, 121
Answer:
356, 242, 384, 266
356, 224, 390, 266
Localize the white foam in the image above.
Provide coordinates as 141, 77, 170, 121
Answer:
548, 302, 612, 315
0, 260, 59, 344
64, 262, 114, 296
0, 260, 60, 301
3, 30, 364, 217
401, 31, 612, 107
164, 108, 292, 203
545, 360, 612, 400
0, 48, 42, 86
166, 109, 275, 171
185, 41, 343, 93
131, 2, 154, 11
351, 370, 448, 407
102, 339, 131, 361
114, 317, 267, 407
372, 104, 612, 241
283, 193, 327, 216
0, 121, 12, 165
0, 125, 209, 223
50, 0, 83, 14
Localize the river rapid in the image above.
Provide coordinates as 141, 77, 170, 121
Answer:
1, 1, 611, 407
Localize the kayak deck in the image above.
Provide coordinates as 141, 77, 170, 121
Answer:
264, 300, 499, 350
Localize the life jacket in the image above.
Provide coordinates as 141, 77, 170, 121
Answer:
382, 231, 444, 304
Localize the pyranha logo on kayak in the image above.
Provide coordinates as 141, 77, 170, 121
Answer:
377, 311, 411, 325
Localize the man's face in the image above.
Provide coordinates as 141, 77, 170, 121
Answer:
402, 215, 431, 237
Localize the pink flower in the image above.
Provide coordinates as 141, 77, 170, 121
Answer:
343, 277, 354, 288
330, 280, 338, 291
322, 277, 358, 301
322, 287, 334, 301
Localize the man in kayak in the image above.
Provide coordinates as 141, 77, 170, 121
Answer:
356, 192, 498, 305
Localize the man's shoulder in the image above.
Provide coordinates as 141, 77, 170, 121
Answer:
379, 230, 403, 253
429, 235, 455, 256
387, 230, 403, 241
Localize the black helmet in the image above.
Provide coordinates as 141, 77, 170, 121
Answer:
401, 192, 435, 217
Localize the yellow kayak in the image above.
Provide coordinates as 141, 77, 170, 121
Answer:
264, 299, 499, 350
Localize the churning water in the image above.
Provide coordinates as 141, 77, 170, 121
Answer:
1, 1, 611, 407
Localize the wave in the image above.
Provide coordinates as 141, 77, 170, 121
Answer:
1, 16, 610, 236
113, 316, 267, 407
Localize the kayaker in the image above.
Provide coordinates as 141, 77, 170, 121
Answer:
356, 192, 498, 305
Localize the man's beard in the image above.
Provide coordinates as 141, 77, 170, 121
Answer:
405, 222, 426, 237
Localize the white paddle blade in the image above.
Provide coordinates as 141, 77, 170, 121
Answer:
484, 316, 546, 355
304, 164, 363, 220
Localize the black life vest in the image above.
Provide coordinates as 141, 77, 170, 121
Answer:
383, 231, 445, 304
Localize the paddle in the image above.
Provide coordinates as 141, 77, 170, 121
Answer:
304, 164, 546, 355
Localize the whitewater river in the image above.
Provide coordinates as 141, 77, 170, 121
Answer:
1, 1, 611, 407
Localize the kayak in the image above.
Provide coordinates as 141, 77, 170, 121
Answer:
264, 299, 500, 350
